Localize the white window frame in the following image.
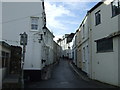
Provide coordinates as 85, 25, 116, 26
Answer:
30, 17, 39, 31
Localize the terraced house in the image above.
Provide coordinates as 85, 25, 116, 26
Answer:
2, 0, 61, 83
72, 0, 120, 87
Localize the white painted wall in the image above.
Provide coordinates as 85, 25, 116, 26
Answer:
76, 29, 82, 69
90, 0, 119, 86
59, 35, 70, 58
72, 34, 77, 65
2, 2, 46, 70
77, 16, 90, 75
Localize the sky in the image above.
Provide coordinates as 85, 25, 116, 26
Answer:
44, 0, 100, 41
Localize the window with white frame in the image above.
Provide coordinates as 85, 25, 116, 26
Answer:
111, 0, 120, 17
95, 10, 101, 26
31, 17, 39, 30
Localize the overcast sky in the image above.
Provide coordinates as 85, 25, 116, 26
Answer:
44, 1, 100, 41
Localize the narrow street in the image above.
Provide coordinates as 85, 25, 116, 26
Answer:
24, 59, 116, 88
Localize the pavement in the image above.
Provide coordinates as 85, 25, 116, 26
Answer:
24, 59, 118, 88
70, 62, 90, 82
69, 61, 119, 88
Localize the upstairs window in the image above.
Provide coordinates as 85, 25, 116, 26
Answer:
95, 10, 101, 26
31, 17, 39, 30
111, 0, 120, 17
82, 24, 85, 39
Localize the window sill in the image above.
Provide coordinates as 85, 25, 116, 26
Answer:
96, 50, 114, 53
111, 13, 120, 18
30, 30, 39, 32
95, 23, 101, 26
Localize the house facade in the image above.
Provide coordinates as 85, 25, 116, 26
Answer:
72, 32, 77, 65
76, 29, 82, 69
57, 34, 70, 58
42, 27, 54, 66
75, 15, 90, 75
53, 41, 62, 63
2, 1, 57, 81
88, 0, 120, 86
72, 0, 120, 86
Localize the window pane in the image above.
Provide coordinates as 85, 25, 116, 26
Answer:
95, 11, 101, 25
31, 17, 39, 30
112, 0, 119, 16
118, 0, 120, 14
31, 18, 38, 24
97, 38, 113, 53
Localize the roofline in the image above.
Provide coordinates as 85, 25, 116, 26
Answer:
0, 41, 11, 49
43, 26, 55, 38
76, 0, 105, 34
88, 1, 104, 13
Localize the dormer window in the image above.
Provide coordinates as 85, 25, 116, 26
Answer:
31, 17, 39, 30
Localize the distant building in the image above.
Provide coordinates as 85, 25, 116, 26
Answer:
71, 32, 77, 65
57, 33, 74, 59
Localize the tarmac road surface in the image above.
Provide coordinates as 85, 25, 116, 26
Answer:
24, 59, 117, 88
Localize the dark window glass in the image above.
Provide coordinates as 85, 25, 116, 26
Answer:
96, 38, 113, 53
95, 11, 101, 25
5, 53, 9, 67
2, 51, 5, 67
112, 0, 120, 17
42, 2, 45, 10
2, 51, 9, 68
119, 0, 120, 13
82, 24, 85, 39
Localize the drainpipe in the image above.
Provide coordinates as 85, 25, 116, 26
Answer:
88, 12, 93, 79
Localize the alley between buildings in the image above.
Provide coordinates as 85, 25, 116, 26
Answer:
24, 59, 116, 88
